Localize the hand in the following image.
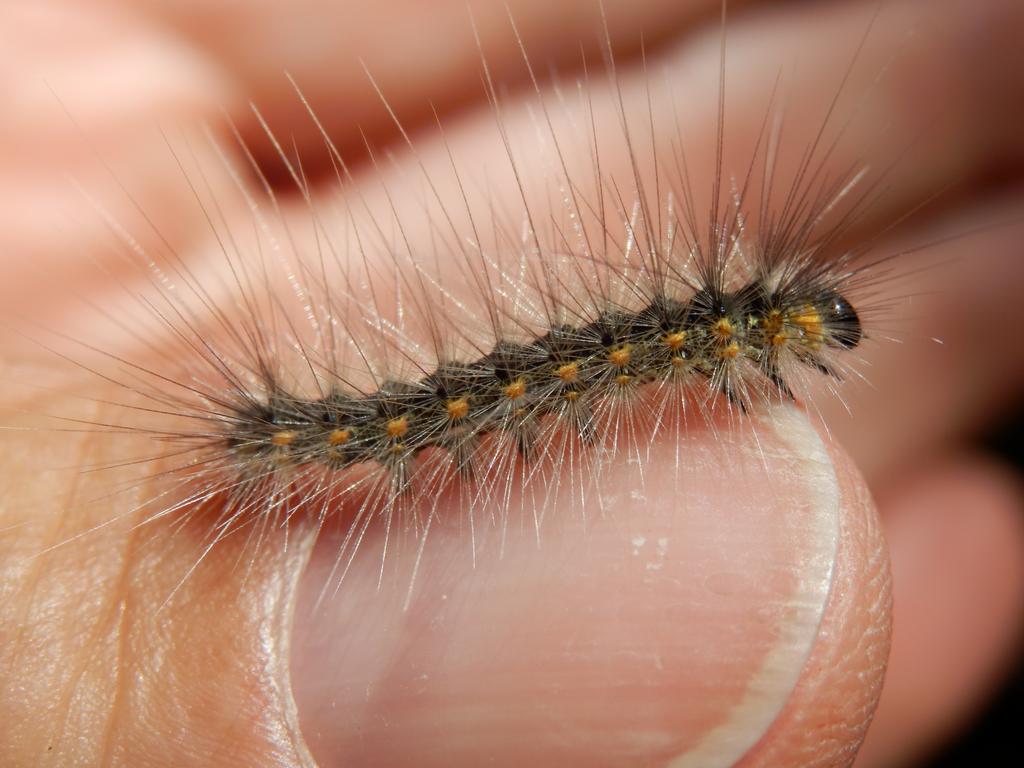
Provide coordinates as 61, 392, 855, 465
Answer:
1, 1, 1022, 766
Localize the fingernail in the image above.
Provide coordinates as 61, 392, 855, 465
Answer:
291, 404, 842, 767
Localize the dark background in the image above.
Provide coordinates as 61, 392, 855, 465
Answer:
931, 409, 1024, 767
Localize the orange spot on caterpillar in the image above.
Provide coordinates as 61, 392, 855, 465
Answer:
555, 362, 579, 383
614, 374, 633, 386
713, 318, 734, 341
663, 331, 687, 351
607, 345, 632, 367
791, 305, 825, 347
762, 311, 784, 336
446, 398, 469, 421
720, 341, 741, 360
271, 430, 297, 447
503, 378, 527, 400
386, 417, 409, 439
761, 308, 790, 347
563, 390, 581, 402
328, 428, 351, 446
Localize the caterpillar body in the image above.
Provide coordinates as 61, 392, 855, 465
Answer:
226, 272, 862, 486
17, 8, 899, 600
93, 119, 877, 570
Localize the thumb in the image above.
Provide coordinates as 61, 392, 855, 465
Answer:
0, 375, 887, 766
291, 404, 892, 767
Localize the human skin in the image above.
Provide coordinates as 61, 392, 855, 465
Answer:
2, 0, 1023, 766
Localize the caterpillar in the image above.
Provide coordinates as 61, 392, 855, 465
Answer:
15, 0, 1012, 765
6, 4, 901, 597
220, 187, 865, 488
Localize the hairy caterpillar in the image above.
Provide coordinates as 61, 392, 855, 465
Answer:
9, 0, 1015, 765
22, 18, 886, 576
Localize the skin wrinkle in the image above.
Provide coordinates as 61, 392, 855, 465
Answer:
84, 561, 128, 763
9, 409, 129, 758
0, 379, 320, 766
98, 459, 155, 765
4, 430, 88, 669
98, 598, 130, 765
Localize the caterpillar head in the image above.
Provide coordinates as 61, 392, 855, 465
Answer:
820, 291, 863, 349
